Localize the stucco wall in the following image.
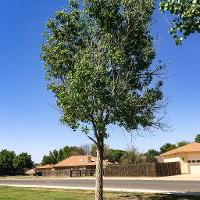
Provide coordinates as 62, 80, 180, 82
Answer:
162, 152, 200, 174
162, 153, 189, 174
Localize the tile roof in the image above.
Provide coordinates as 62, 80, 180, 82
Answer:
36, 164, 54, 169
160, 142, 200, 157
54, 156, 107, 168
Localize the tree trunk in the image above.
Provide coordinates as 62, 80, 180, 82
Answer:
95, 143, 104, 200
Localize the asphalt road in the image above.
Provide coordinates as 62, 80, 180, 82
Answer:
0, 179, 200, 192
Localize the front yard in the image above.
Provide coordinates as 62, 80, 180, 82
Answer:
0, 186, 199, 200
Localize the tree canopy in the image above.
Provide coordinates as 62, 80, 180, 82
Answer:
13, 152, 34, 171
144, 149, 160, 163
195, 134, 200, 143
42, 146, 87, 165
41, 0, 165, 199
0, 149, 16, 175
160, 0, 200, 45
177, 140, 189, 147
0, 150, 33, 175
160, 143, 177, 153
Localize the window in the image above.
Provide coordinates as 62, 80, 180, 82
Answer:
192, 160, 196, 163
188, 160, 191, 163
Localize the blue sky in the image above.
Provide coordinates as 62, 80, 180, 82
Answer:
0, 1, 199, 163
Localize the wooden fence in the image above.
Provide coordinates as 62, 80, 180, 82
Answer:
39, 162, 181, 177
40, 169, 96, 177
155, 162, 181, 176
104, 162, 181, 177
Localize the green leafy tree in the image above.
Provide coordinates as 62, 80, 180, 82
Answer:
41, 1, 165, 199
41, 155, 53, 165
91, 144, 124, 163
58, 149, 64, 162
0, 149, 16, 175
42, 150, 59, 165
13, 152, 34, 174
120, 147, 145, 164
107, 149, 125, 163
160, 143, 177, 153
41, 145, 87, 165
160, 0, 200, 45
177, 141, 189, 147
144, 149, 160, 163
63, 146, 74, 158
195, 134, 200, 143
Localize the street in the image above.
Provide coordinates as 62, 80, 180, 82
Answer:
0, 178, 200, 193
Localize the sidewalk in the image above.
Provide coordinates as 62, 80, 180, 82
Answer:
104, 174, 200, 181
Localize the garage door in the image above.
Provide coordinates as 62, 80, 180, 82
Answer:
189, 163, 200, 174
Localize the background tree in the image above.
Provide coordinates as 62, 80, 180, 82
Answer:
41, 145, 87, 165
63, 146, 74, 158
144, 149, 160, 163
195, 134, 200, 143
120, 147, 145, 164
13, 152, 34, 174
58, 149, 64, 161
41, 0, 165, 199
160, 143, 177, 153
177, 141, 189, 147
0, 149, 16, 175
70, 146, 86, 156
160, 0, 200, 45
107, 149, 125, 163
42, 150, 59, 165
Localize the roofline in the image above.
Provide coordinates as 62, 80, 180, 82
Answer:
160, 149, 200, 157
159, 142, 200, 157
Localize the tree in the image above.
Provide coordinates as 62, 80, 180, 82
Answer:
160, 143, 177, 153
58, 149, 64, 161
41, 1, 165, 199
160, 0, 200, 45
13, 152, 34, 174
0, 149, 16, 175
107, 149, 125, 163
42, 155, 53, 165
177, 141, 189, 147
41, 145, 87, 165
144, 149, 160, 163
63, 146, 74, 158
195, 134, 200, 143
42, 150, 59, 165
120, 147, 145, 164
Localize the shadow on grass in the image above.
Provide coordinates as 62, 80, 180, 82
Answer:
116, 193, 200, 200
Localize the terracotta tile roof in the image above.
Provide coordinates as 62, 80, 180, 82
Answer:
160, 142, 200, 157
25, 168, 37, 175
54, 156, 108, 168
36, 164, 54, 169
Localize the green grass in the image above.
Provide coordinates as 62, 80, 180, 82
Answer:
0, 186, 200, 200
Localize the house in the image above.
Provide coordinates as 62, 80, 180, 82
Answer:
36, 156, 111, 177
159, 142, 200, 174
25, 168, 37, 176
36, 164, 54, 174
53, 155, 110, 170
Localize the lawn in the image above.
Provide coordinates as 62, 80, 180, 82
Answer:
0, 186, 200, 200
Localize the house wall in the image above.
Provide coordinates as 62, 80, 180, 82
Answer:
162, 152, 200, 174
185, 152, 200, 174
54, 165, 96, 170
162, 153, 189, 174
